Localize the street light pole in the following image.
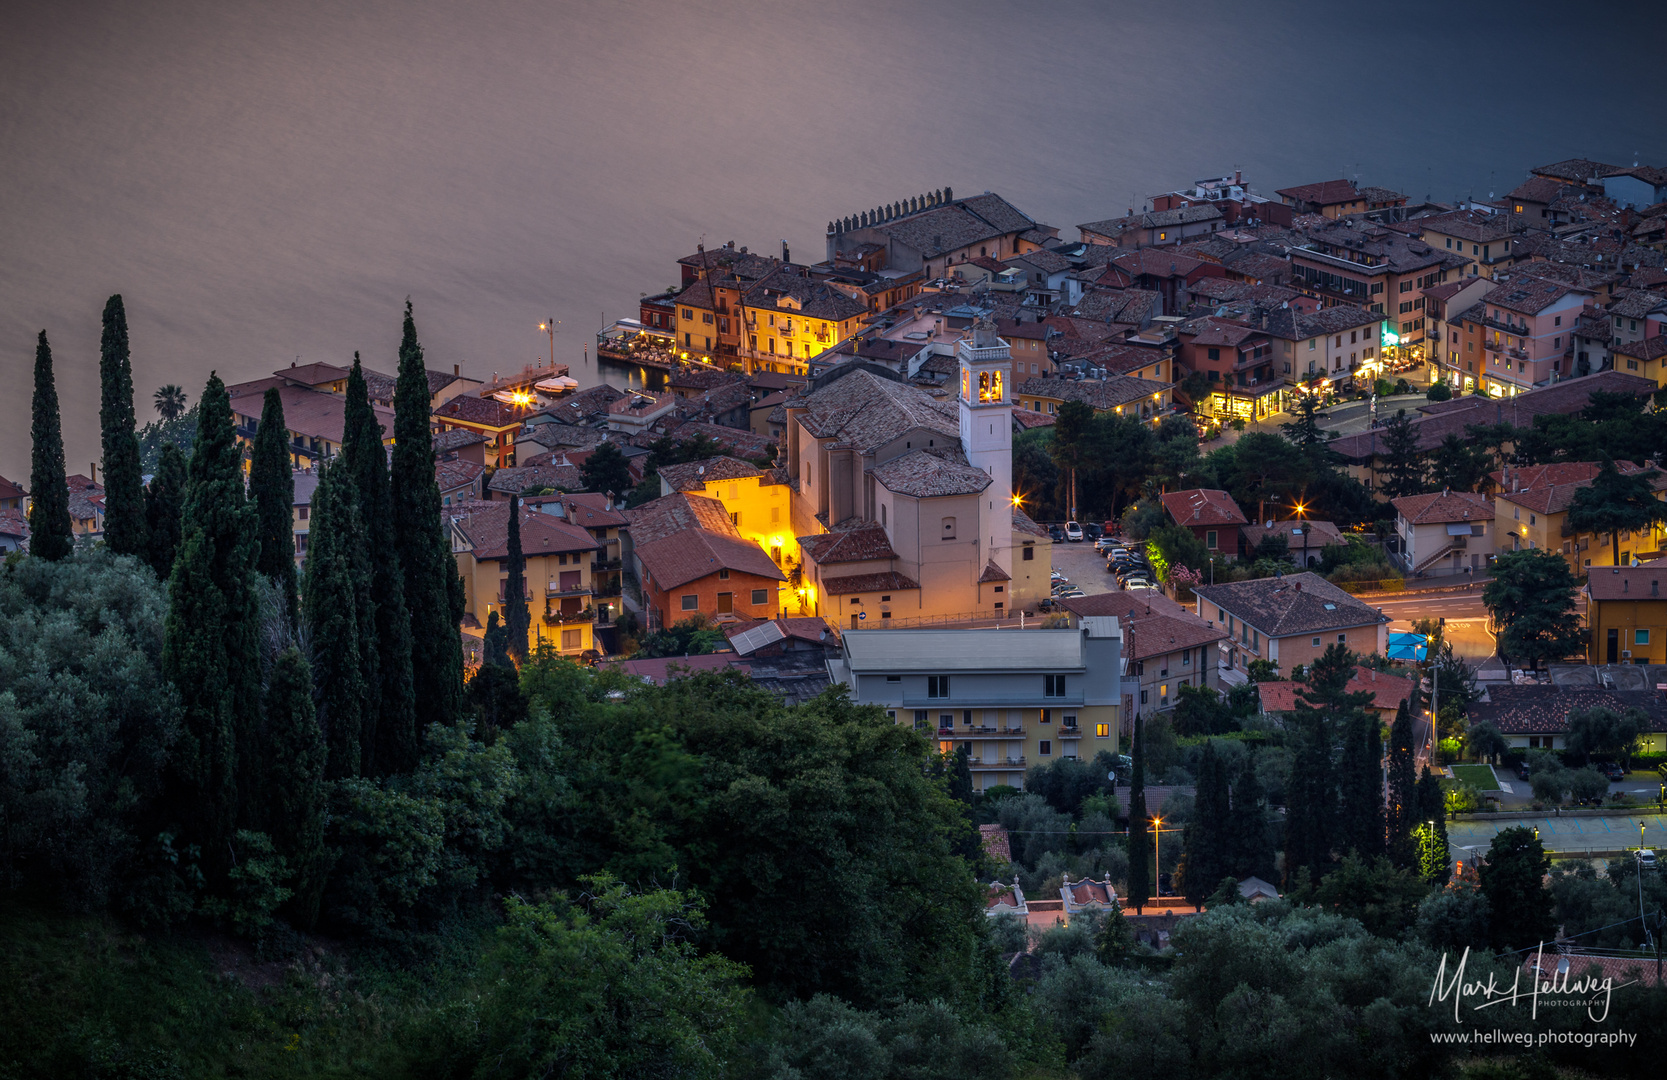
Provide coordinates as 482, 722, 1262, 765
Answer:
539, 318, 560, 368
1153, 816, 1162, 898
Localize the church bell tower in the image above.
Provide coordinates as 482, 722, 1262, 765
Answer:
958, 318, 1014, 577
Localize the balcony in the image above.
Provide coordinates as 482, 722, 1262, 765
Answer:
546, 583, 592, 599
543, 606, 596, 626
969, 757, 1027, 770
937, 725, 1027, 738
902, 693, 1085, 708
591, 558, 622, 573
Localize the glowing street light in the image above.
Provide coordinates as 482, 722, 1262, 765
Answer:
1153, 815, 1163, 897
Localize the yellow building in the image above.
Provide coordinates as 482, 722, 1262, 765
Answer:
738, 268, 869, 374
656, 456, 797, 565
450, 500, 604, 658
1615, 336, 1667, 387
1492, 461, 1667, 572
1587, 566, 1667, 669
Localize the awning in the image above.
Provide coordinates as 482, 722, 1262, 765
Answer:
1387, 631, 1428, 662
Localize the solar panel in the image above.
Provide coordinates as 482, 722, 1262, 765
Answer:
728, 621, 786, 656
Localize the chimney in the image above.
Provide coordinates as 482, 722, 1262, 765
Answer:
90, 463, 97, 484
454, 363, 459, 376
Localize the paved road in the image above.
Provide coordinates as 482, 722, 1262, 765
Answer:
1448, 810, 1665, 863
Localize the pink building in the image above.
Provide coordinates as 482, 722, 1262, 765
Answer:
1479, 277, 1594, 396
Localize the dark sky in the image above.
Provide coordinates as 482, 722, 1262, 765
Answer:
3, 0, 1662, 479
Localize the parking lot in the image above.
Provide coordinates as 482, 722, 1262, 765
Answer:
1047, 535, 1132, 600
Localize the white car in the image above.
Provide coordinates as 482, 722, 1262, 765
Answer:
1640, 849, 1659, 871
1064, 521, 1084, 542
1124, 580, 1159, 591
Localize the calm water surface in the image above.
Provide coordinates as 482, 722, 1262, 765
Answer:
3, 0, 1662, 477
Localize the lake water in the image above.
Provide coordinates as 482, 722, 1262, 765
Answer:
2, 0, 1661, 479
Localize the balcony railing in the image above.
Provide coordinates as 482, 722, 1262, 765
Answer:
903, 693, 1084, 708
937, 726, 1027, 738
545, 584, 592, 599
969, 756, 1027, 769
543, 606, 596, 626
592, 558, 622, 573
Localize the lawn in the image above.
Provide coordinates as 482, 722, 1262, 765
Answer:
1449, 764, 1500, 790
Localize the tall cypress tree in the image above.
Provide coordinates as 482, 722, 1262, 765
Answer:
262, 647, 328, 929
342, 353, 418, 774
1125, 714, 1150, 913
250, 387, 298, 626
1386, 699, 1419, 868
1180, 741, 1231, 907
162, 373, 261, 874
1338, 711, 1385, 859
1416, 766, 1451, 887
504, 493, 529, 663
1229, 755, 1275, 882
28, 331, 73, 562
1283, 712, 1334, 889
99, 295, 147, 557
144, 443, 187, 579
389, 302, 463, 729
301, 460, 368, 779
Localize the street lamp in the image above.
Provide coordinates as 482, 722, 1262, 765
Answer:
539, 318, 560, 367
1153, 815, 1163, 897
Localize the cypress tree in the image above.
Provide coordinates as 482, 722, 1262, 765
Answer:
504, 493, 529, 663
99, 295, 147, 557
144, 443, 186, 579
483, 609, 511, 668
162, 373, 261, 874
389, 302, 463, 729
1180, 741, 1231, 907
1229, 755, 1276, 882
250, 387, 298, 626
301, 460, 368, 779
1386, 699, 1419, 868
1283, 712, 1334, 889
342, 353, 418, 774
28, 331, 73, 561
262, 647, 328, 928
1416, 766, 1451, 887
1125, 714, 1150, 913
1338, 711, 1385, 859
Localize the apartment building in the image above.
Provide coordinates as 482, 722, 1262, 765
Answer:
1274, 179, 1407, 220
830, 618, 1123, 793
1587, 567, 1667, 665
1192, 572, 1387, 678
1472, 277, 1592, 396
1389, 490, 1493, 577
1423, 276, 1497, 392
1416, 210, 1520, 279
1059, 591, 1226, 726
1491, 461, 1667, 572
450, 499, 604, 657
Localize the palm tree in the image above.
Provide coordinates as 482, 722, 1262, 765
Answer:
153, 384, 187, 421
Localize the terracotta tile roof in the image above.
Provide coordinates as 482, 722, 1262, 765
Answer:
1162, 488, 1248, 528
1013, 508, 1050, 539
1615, 336, 1667, 362
978, 559, 1011, 583
228, 384, 395, 446
1111, 248, 1207, 279
434, 394, 534, 429
743, 268, 869, 323
985, 879, 1025, 912
658, 456, 765, 492
1525, 953, 1664, 990
1530, 158, 1621, 184
1490, 461, 1663, 515
1609, 290, 1667, 320
0, 475, 25, 501
1015, 375, 1171, 411
1506, 175, 1567, 204
869, 449, 993, 498
1417, 209, 1517, 243
1469, 685, 1667, 736
1239, 518, 1345, 553
799, 525, 898, 564
1587, 565, 1667, 600
636, 529, 784, 591
1059, 591, 1226, 660
426, 369, 463, 398
1275, 666, 1418, 712
452, 500, 600, 561
623, 492, 736, 546
1011, 407, 1056, 430
1192, 572, 1385, 638
605, 653, 748, 685
535, 384, 627, 425
1224, 252, 1293, 282
668, 367, 747, 392
608, 390, 676, 418
551, 492, 628, 529
436, 459, 484, 495
870, 193, 1035, 259
277, 361, 350, 386
793, 368, 961, 454
0, 508, 29, 539
664, 421, 774, 461
1390, 490, 1494, 525
1061, 878, 1118, 911
821, 570, 920, 595
434, 428, 488, 452
488, 464, 583, 494
1275, 179, 1362, 206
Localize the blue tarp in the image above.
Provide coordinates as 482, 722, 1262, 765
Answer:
1387, 632, 1428, 662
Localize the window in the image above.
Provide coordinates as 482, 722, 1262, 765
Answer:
927, 675, 950, 698
1023, 545, 1034, 561
1207, 347, 1220, 361
1337, 634, 1346, 643
718, 567, 730, 580
561, 629, 581, 649
1063, 714, 1077, 729
941, 517, 956, 540
1637, 629, 1651, 646
1206, 530, 1217, 549
885, 675, 900, 683
1313, 636, 1321, 647
913, 710, 927, 729
1554, 315, 1561, 327
1095, 723, 1110, 738
1139, 689, 1148, 704
1039, 740, 1052, 757
680, 594, 698, 611
939, 714, 953, 728
1040, 709, 1051, 724
1044, 674, 1066, 697
751, 588, 767, 605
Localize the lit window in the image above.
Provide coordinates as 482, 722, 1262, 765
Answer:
1095, 723, 1110, 738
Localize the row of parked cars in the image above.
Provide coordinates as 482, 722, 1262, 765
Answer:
1101, 538, 1157, 593
1046, 520, 1106, 543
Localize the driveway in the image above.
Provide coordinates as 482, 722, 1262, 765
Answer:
1049, 537, 1120, 598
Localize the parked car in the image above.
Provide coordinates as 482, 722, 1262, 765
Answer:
1050, 569, 1066, 582
1064, 521, 1084, 542
1600, 761, 1627, 781
1052, 581, 1076, 595
1517, 761, 1532, 781
1084, 522, 1103, 540
1094, 537, 1118, 554
1056, 588, 1086, 599
1125, 580, 1159, 592
1048, 524, 1066, 542
1639, 849, 1659, 871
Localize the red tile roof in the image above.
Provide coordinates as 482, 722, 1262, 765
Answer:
452, 500, 600, 561
434, 394, 536, 428
799, 526, 899, 565
978, 559, 1011, 583
1587, 566, 1667, 601
624, 492, 735, 546
1390, 490, 1494, 525
1275, 179, 1360, 206
821, 570, 920, 595
1162, 488, 1247, 528
636, 529, 784, 591
1256, 666, 1412, 714
658, 456, 765, 492
604, 653, 747, 685
1491, 460, 1664, 515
